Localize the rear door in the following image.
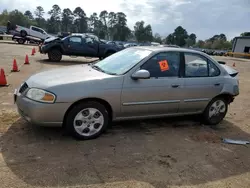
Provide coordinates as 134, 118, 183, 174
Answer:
179, 52, 223, 113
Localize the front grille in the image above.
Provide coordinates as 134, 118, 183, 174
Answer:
19, 82, 28, 94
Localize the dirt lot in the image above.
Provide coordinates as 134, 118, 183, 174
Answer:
0, 41, 250, 188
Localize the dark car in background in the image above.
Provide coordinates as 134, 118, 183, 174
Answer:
40, 33, 124, 62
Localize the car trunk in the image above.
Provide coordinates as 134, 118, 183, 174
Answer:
218, 61, 238, 77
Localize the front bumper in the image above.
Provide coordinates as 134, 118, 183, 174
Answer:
40, 45, 46, 54
14, 89, 71, 127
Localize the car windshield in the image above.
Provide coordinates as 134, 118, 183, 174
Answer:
93, 48, 152, 75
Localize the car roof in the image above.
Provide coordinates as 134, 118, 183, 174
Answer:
132, 46, 204, 54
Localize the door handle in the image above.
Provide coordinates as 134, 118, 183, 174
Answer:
171, 84, 180, 88
214, 83, 220, 86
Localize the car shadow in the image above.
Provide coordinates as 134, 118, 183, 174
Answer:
1, 116, 250, 187
37, 58, 99, 66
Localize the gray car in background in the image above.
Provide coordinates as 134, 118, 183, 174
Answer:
14, 47, 239, 140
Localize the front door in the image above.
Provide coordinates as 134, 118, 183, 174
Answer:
82, 37, 99, 57
179, 52, 223, 113
30, 26, 44, 39
66, 36, 84, 55
121, 51, 184, 117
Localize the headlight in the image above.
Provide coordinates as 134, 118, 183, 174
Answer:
26, 88, 56, 103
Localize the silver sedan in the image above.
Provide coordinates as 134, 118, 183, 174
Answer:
14, 47, 239, 139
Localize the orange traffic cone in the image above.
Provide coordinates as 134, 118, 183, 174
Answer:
233, 62, 235, 67
31, 48, 35, 56
24, 55, 30, 65
11, 59, 19, 72
0, 68, 8, 87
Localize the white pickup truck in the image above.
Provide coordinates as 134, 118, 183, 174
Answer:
15, 25, 52, 40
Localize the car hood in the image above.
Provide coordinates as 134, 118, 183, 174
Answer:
43, 36, 61, 44
25, 64, 115, 89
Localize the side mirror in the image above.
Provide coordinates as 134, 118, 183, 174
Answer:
131, 69, 150, 80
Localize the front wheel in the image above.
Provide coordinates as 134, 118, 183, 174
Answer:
65, 101, 109, 140
203, 97, 228, 125
48, 49, 62, 62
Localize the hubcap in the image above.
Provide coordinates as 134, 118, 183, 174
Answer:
73, 108, 104, 137
209, 100, 226, 118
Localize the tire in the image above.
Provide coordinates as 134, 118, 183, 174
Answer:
65, 101, 109, 140
203, 97, 228, 125
20, 30, 27, 37
17, 38, 25, 44
48, 49, 62, 62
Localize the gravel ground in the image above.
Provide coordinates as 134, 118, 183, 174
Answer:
0, 41, 250, 188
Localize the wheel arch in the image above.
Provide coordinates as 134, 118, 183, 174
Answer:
63, 97, 113, 127
49, 45, 63, 53
211, 93, 235, 104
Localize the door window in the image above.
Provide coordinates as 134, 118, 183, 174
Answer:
84, 37, 94, 44
184, 53, 208, 77
141, 52, 180, 78
69, 37, 82, 43
31, 27, 43, 33
208, 60, 220, 77
184, 53, 220, 77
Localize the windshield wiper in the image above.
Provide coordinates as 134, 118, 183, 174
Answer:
91, 65, 117, 75
91, 65, 105, 73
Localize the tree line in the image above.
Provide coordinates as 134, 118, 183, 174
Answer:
0, 5, 249, 50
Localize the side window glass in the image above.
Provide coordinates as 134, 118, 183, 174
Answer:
141, 52, 180, 78
69, 37, 82, 43
31, 27, 38, 32
85, 37, 94, 44
209, 60, 220, 77
184, 53, 208, 77
37, 29, 43, 33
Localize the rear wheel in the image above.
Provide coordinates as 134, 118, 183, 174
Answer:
203, 97, 228, 125
17, 38, 25, 44
65, 101, 109, 140
48, 49, 62, 62
20, 30, 27, 37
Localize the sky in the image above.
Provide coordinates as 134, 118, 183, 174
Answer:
0, 0, 249, 40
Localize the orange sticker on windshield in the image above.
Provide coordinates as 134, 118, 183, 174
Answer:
159, 60, 169, 71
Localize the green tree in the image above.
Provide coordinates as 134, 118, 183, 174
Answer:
113, 12, 131, 41
47, 4, 61, 33
8, 10, 30, 27
0, 10, 9, 26
194, 40, 205, 48
24, 10, 33, 20
34, 6, 45, 27
172, 26, 188, 46
134, 21, 153, 42
61, 8, 73, 32
99, 10, 108, 39
240, 32, 250, 36
108, 12, 116, 40
165, 34, 175, 44
73, 7, 88, 33
153, 33, 162, 44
